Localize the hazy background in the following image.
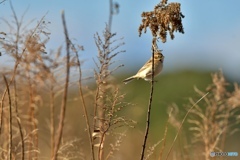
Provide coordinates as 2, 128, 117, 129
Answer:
1, 0, 240, 81
1, 1, 240, 159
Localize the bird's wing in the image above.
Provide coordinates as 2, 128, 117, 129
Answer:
136, 58, 152, 74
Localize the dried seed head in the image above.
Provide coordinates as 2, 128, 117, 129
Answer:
139, 0, 184, 43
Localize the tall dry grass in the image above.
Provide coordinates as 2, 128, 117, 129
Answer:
0, 1, 239, 160
0, 1, 132, 159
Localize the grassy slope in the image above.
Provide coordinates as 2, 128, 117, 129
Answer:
37, 70, 240, 159
119, 70, 212, 142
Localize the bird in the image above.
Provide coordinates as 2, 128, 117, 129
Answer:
123, 50, 164, 84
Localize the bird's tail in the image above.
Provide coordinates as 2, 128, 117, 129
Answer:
123, 76, 136, 84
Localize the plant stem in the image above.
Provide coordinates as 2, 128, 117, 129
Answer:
13, 79, 24, 160
140, 44, 155, 160
52, 11, 71, 160
165, 92, 209, 160
3, 75, 12, 160
75, 45, 95, 160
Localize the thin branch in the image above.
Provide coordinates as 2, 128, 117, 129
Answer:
52, 11, 71, 160
72, 42, 95, 160
108, 0, 113, 32
140, 42, 156, 160
3, 75, 12, 160
158, 108, 173, 160
0, 87, 6, 135
165, 92, 209, 160
10, 0, 20, 57
50, 84, 55, 158
93, 29, 110, 160
93, 73, 100, 132
13, 79, 24, 160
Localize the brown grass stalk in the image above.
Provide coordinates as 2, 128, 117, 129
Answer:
165, 92, 209, 160
186, 72, 240, 160
93, 1, 118, 157
158, 108, 173, 160
0, 89, 6, 135
98, 130, 107, 160
52, 11, 71, 160
50, 84, 55, 158
3, 75, 12, 160
13, 79, 24, 160
108, 0, 113, 32
93, 26, 125, 160
93, 30, 111, 160
138, 1, 185, 157
140, 43, 156, 160
26, 68, 38, 160
71, 42, 95, 159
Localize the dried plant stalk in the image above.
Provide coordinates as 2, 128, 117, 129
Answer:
165, 92, 209, 160
26, 66, 38, 159
50, 84, 55, 158
0, 88, 5, 135
71, 42, 95, 160
158, 108, 173, 160
52, 11, 71, 160
13, 79, 24, 160
3, 75, 13, 160
93, 26, 125, 160
139, 0, 185, 158
186, 71, 240, 160
0, 11, 47, 142
140, 43, 156, 160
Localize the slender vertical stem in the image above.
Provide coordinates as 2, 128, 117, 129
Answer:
74, 45, 95, 159
95, 1, 114, 158
0, 90, 5, 135
165, 92, 209, 160
3, 75, 12, 160
9, 2, 24, 158
98, 131, 106, 160
26, 70, 36, 159
93, 81, 99, 133
140, 44, 155, 160
108, 0, 113, 32
50, 84, 55, 158
13, 79, 24, 160
52, 11, 71, 160
220, 107, 230, 153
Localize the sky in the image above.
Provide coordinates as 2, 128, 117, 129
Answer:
1, 0, 240, 81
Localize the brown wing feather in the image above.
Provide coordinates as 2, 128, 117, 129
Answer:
136, 58, 152, 74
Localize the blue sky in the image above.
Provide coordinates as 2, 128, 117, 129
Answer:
1, 0, 240, 81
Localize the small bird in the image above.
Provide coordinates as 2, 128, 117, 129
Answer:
123, 50, 164, 84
